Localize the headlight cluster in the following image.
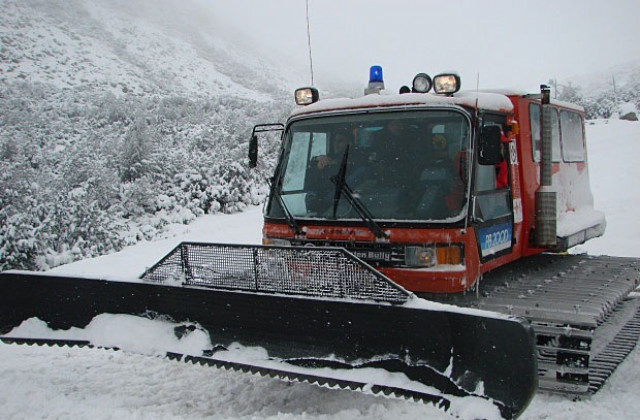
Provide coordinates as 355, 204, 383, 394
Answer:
411, 72, 461, 95
295, 66, 463, 105
262, 237, 292, 246
405, 245, 463, 267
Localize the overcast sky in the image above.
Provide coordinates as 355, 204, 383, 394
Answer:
204, 0, 640, 94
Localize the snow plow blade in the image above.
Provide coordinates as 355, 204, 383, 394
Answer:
0, 243, 536, 419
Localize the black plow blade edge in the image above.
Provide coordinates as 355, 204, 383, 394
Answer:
0, 271, 537, 419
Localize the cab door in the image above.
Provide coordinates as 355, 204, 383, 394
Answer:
472, 116, 515, 262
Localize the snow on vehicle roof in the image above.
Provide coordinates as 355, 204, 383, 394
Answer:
289, 90, 515, 118
483, 88, 585, 112
548, 98, 585, 112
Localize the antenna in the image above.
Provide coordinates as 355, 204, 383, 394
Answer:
475, 72, 480, 111
467, 72, 480, 234
305, 0, 314, 85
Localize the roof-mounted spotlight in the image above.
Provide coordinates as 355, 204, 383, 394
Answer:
433, 73, 461, 95
412, 73, 432, 93
294, 87, 319, 105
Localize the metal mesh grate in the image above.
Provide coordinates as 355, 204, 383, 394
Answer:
140, 242, 410, 304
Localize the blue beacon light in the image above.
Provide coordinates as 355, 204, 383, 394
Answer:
369, 65, 383, 83
365, 65, 385, 95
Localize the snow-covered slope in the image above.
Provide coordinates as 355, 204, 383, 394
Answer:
0, 0, 302, 100
0, 0, 310, 272
0, 119, 639, 419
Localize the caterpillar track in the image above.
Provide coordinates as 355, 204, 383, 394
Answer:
444, 254, 640, 395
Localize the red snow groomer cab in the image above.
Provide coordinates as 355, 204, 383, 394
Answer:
253, 66, 606, 295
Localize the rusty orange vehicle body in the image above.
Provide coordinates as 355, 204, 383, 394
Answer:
256, 70, 605, 294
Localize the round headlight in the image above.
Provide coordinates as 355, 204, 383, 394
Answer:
412, 73, 432, 93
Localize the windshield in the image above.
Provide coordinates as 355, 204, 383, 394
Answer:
268, 109, 471, 222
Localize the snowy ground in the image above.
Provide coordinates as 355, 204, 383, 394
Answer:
1, 119, 639, 419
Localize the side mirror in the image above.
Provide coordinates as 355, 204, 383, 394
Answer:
248, 134, 258, 168
478, 125, 502, 165
248, 123, 285, 168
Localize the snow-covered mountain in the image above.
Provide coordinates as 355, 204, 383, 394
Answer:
0, 0, 310, 100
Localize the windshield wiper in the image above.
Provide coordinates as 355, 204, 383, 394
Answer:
331, 145, 350, 218
273, 176, 303, 236
330, 147, 388, 240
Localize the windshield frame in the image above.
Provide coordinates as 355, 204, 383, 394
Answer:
266, 105, 474, 226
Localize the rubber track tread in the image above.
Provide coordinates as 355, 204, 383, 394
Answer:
469, 254, 640, 395
588, 307, 640, 393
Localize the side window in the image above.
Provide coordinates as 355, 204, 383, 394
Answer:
530, 104, 541, 161
474, 118, 511, 222
560, 110, 585, 162
474, 163, 511, 221
475, 118, 508, 192
550, 108, 561, 162
475, 163, 497, 192
530, 104, 561, 162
